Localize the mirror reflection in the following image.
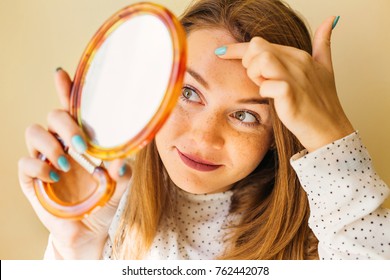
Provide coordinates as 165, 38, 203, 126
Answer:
81, 14, 174, 148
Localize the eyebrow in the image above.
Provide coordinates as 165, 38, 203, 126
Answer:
186, 67, 269, 105
186, 68, 209, 89
237, 97, 269, 105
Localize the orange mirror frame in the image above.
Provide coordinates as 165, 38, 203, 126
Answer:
34, 2, 186, 219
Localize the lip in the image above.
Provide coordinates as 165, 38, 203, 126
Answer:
176, 148, 222, 172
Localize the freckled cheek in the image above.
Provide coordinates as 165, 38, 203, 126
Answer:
229, 132, 272, 171
157, 105, 189, 142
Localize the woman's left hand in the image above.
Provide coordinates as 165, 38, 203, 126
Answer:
216, 16, 354, 152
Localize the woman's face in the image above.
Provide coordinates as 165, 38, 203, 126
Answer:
155, 28, 273, 194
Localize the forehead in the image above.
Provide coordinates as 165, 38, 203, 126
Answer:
186, 28, 259, 97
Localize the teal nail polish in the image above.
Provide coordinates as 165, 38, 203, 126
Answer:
55, 67, 62, 72
119, 164, 126, 177
71, 135, 87, 154
49, 170, 60, 182
214, 46, 227, 56
58, 156, 70, 172
332, 16, 340, 30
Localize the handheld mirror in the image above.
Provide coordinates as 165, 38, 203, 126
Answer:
34, 2, 186, 219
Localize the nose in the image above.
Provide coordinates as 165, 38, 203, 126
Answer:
189, 112, 225, 150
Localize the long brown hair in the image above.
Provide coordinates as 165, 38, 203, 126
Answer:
113, 0, 318, 259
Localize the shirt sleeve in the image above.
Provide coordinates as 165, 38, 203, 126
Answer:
290, 131, 390, 259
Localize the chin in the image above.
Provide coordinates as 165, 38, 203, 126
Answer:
169, 177, 206, 194
169, 175, 231, 195
177, 185, 212, 195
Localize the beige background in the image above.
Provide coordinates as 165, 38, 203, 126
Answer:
1, 0, 389, 259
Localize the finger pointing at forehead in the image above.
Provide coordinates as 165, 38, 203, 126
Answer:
215, 37, 277, 68
215, 38, 288, 85
214, 42, 249, 59
215, 40, 269, 68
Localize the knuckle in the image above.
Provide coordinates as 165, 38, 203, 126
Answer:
35, 163, 48, 177
18, 157, 27, 170
51, 149, 64, 160
246, 67, 262, 86
47, 109, 78, 137
279, 81, 293, 97
25, 124, 41, 139
18, 157, 46, 180
47, 109, 64, 123
248, 37, 266, 54
249, 37, 269, 54
48, 109, 73, 127
261, 51, 275, 63
49, 142, 65, 158
298, 50, 313, 65
250, 36, 265, 46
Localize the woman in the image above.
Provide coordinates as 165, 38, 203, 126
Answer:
18, 0, 390, 260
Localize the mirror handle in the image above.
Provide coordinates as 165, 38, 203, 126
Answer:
33, 136, 116, 219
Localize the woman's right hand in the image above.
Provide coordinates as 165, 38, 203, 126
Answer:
17, 69, 132, 259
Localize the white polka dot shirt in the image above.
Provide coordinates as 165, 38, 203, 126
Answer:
290, 132, 390, 259
45, 132, 390, 259
102, 187, 233, 260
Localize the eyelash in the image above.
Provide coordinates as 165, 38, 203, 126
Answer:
180, 85, 261, 127
180, 85, 203, 104
231, 111, 261, 127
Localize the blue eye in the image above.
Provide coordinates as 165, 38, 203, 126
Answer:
232, 111, 259, 126
181, 86, 202, 103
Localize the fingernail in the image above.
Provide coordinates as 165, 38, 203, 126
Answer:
71, 135, 87, 154
57, 156, 70, 172
119, 164, 126, 177
49, 170, 60, 182
214, 46, 227, 56
55, 67, 63, 72
332, 16, 340, 30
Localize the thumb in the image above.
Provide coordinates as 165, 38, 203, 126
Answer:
54, 68, 72, 111
106, 159, 132, 203
312, 16, 339, 72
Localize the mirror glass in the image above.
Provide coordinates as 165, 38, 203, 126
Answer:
81, 15, 173, 148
